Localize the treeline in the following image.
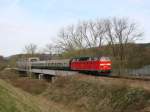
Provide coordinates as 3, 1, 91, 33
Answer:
7, 17, 150, 70
0, 56, 7, 71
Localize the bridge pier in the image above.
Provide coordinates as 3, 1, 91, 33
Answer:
15, 68, 78, 82
51, 76, 57, 83
38, 74, 44, 80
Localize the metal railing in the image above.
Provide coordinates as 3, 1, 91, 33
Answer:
113, 65, 150, 76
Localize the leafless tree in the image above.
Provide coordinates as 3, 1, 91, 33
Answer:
57, 28, 74, 51
105, 18, 143, 57
24, 43, 37, 55
44, 44, 54, 55
105, 17, 143, 74
57, 25, 85, 52
56, 17, 143, 69
89, 19, 107, 47
57, 20, 107, 51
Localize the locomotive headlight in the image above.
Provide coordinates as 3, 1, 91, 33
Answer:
100, 63, 111, 66
106, 63, 111, 65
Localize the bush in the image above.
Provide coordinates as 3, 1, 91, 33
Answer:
0, 70, 49, 95
0, 62, 7, 71
43, 76, 150, 112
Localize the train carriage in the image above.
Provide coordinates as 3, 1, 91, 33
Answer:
47, 59, 70, 70
30, 59, 70, 70
17, 56, 112, 76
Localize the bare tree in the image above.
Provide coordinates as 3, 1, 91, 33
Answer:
57, 28, 74, 52
105, 18, 143, 56
57, 20, 107, 52
56, 17, 143, 69
105, 17, 143, 74
24, 43, 37, 55
45, 44, 54, 55
89, 19, 107, 47
57, 25, 85, 52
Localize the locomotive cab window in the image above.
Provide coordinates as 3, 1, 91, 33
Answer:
100, 57, 110, 61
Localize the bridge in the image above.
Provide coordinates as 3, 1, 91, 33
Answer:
14, 68, 79, 81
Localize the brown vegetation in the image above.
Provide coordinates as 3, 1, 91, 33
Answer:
0, 70, 49, 95
43, 76, 150, 112
1, 70, 150, 112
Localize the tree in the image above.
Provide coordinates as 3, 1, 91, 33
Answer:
57, 20, 106, 52
0, 55, 4, 62
24, 43, 37, 55
105, 17, 143, 74
56, 17, 143, 71
45, 44, 54, 55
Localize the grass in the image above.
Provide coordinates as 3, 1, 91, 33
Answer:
0, 61, 7, 71
1, 70, 150, 112
43, 76, 150, 112
0, 78, 72, 112
0, 79, 42, 112
0, 70, 49, 95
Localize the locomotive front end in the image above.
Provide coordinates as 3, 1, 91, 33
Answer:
99, 57, 112, 73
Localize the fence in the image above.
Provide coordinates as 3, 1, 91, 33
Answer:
113, 65, 150, 76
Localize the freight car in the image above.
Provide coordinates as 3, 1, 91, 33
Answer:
17, 56, 112, 75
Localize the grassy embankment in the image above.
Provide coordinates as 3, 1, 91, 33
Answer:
43, 76, 150, 112
0, 70, 49, 95
0, 78, 69, 112
0, 70, 150, 112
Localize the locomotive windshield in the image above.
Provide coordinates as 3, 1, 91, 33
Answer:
100, 57, 110, 61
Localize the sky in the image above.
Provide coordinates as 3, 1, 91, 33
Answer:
0, 0, 150, 56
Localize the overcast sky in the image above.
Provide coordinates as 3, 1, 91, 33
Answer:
0, 0, 150, 56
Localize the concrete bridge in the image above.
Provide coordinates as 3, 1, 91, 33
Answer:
14, 68, 79, 81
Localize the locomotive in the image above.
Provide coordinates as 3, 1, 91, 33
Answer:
17, 56, 112, 75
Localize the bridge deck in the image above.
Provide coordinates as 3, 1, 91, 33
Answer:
15, 68, 78, 76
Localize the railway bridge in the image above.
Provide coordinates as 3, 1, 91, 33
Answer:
15, 68, 78, 81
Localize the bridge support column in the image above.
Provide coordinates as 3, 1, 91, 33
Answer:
51, 76, 57, 83
38, 74, 44, 80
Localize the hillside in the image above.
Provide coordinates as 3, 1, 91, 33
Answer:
138, 43, 150, 48
0, 79, 68, 112
43, 76, 150, 112
0, 69, 150, 112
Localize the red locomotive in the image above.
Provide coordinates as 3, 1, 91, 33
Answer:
71, 56, 111, 74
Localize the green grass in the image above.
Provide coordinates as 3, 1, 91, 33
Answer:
0, 79, 41, 112
0, 79, 69, 112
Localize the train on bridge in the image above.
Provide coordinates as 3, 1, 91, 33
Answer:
17, 56, 112, 75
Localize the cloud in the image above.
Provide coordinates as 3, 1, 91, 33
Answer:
0, 0, 150, 56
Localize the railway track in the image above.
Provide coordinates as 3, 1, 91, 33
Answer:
79, 72, 150, 82
14, 66, 150, 82
110, 75, 150, 81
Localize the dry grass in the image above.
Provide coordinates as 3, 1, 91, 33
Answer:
0, 70, 49, 95
0, 77, 71, 112
0, 79, 47, 112
1, 70, 150, 112
43, 76, 150, 112
8, 78, 49, 95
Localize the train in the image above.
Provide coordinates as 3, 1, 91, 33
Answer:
17, 56, 112, 75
